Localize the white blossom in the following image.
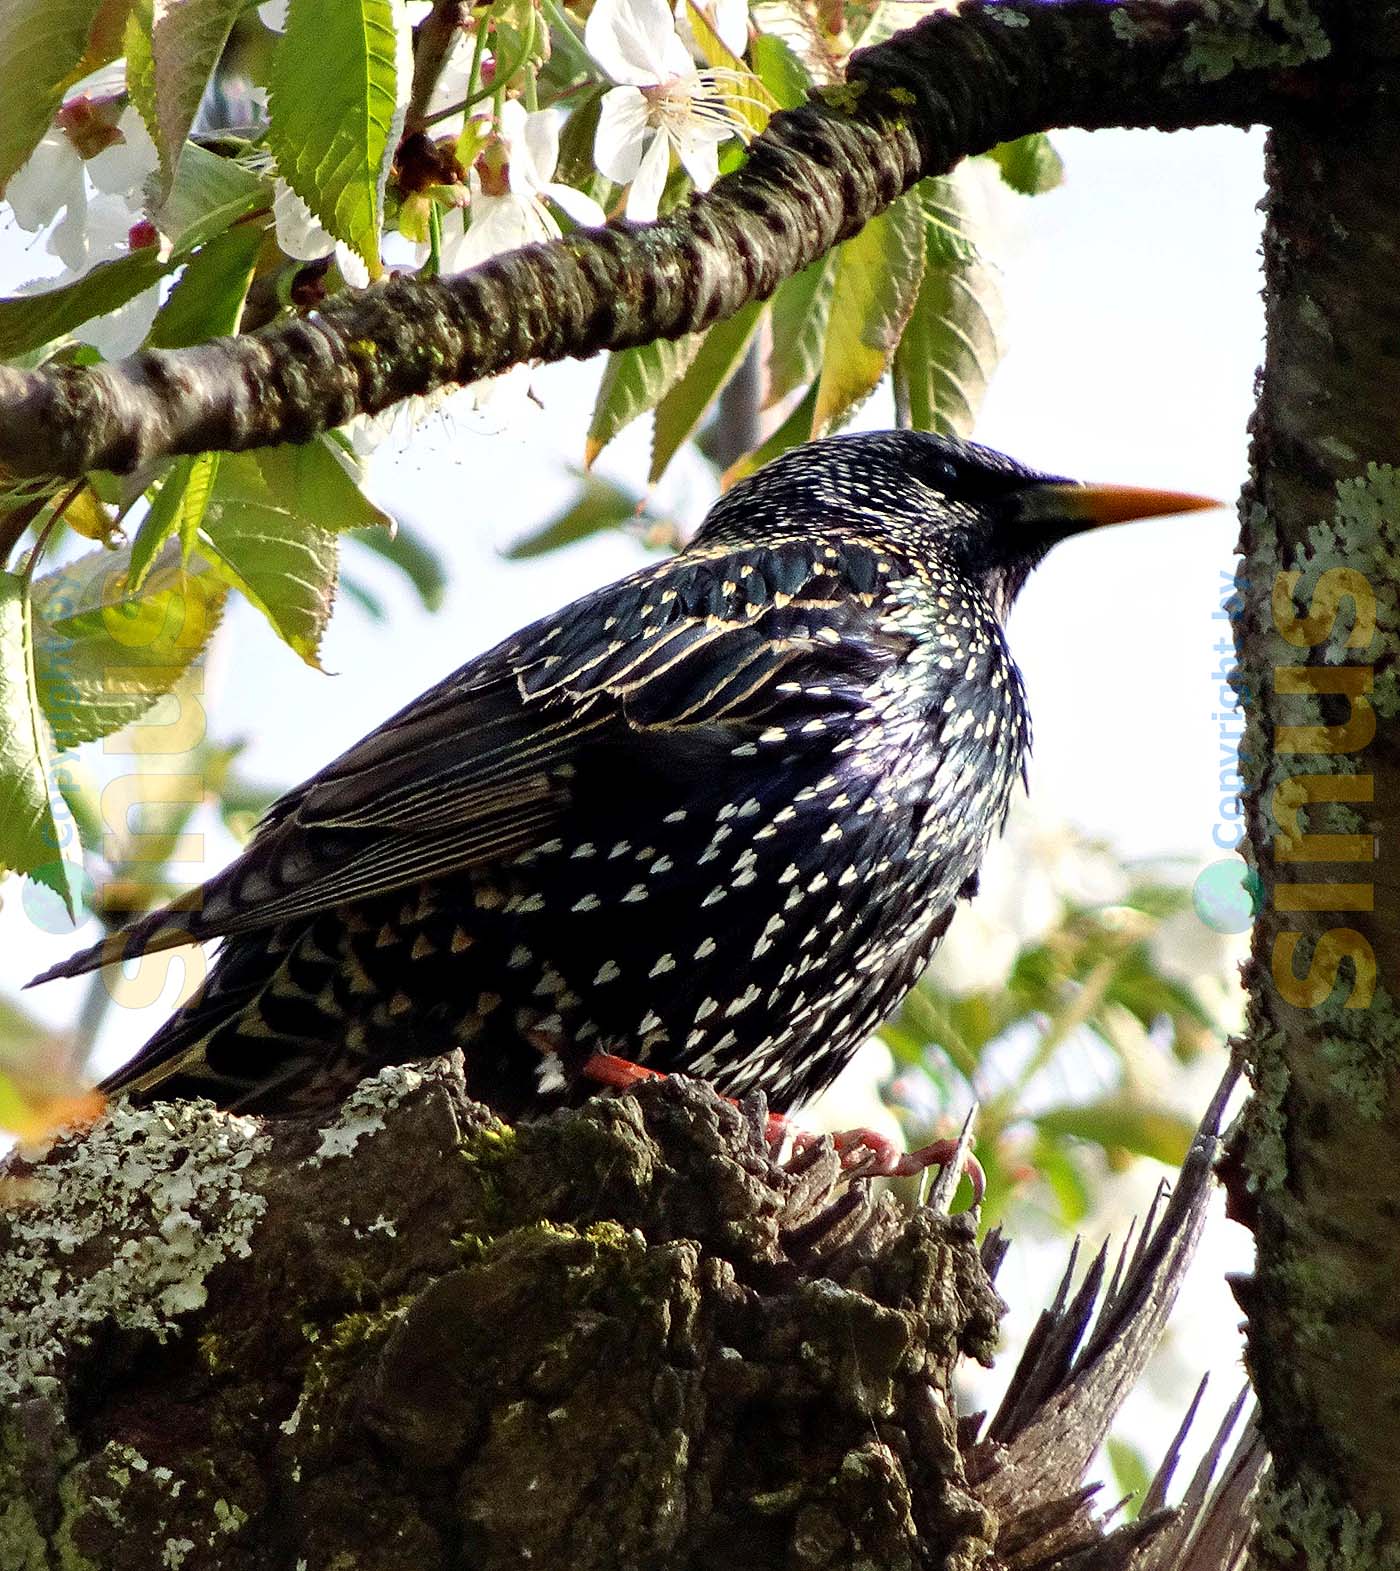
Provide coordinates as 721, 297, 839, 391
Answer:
675, 0, 750, 59
272, 181, 372, 287
586, 0, 749, 221
441, 101, 605, 271
6, 101, 157, 271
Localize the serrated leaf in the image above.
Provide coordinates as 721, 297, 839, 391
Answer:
813, 187, 926, 437
750, 31, 810, 110
892, 170, 1005, 439
0, 251, 171, 361
266, 0, 411, 277
988, 133, 1064, 196
721, 382, 816, 489
585, 335, 706, 466
125, 0, 159, 142
1033, 1095, 1197, 1167
684, 2, 774, 135
256, 436, 392, 531
651, 299, 764, 483
765, 254, 833, 408
145, 219, 264, 349
155, 140, 270, 255
151, 0, 245, 176
30, 540, 226, 747
127, 451, 220, 586
0, 571, 81, 917
197, 451, 340, 664
0, 0, 107, 190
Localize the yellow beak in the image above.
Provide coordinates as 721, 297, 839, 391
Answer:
1036, 481, 1225, 527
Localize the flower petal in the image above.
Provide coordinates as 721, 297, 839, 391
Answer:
543, 181, 607, 228
6, 130, 83, 232
672, 120, 721, 191
87, 106, 159, 198
273, 180, 335, 260
593, 86, 649, 183
625, 127, 671, 221
514, 104, 562, 194
586, 0, 678, 84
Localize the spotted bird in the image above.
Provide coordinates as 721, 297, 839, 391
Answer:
33, 432, 1214, 1122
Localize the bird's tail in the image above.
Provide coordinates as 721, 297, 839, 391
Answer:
28, 889, 210, 988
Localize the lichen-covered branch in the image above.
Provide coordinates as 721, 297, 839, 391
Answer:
1228, 0, 1400, 1556
0, 1064, 1006, 1571
0, 1061, 1247, 1571
0, 0, 1330, 480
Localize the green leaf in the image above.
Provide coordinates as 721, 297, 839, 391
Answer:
721, 383, 816, 488
30, 541, 227, 748
585, 335, 706, 466
256, 437, 393, 532
651, 300, 764, 483
684, 2, 774, 135
151, 0, 246, 176
892, 171, 1006, 439
0, 571, 80, 916
988, 133, 1065, 196
1033, 1096, 1197, 1167
1030, 1133, 1092, 1226
266, 0, 408, 276
750, 31, 810, 110
813, 187, 926, 437
145, 219, 264, 349
347, 516, 447, 609
156, 140, 271, 256
0, 0, 106, 190
765, 255, 833, 408
507, 472, 643, 560
124, 0, 159, 143
127, 451, 221, 587
0, 252, 171, 361
197, 451, 341, 664
1105, 1436, 1152, 1517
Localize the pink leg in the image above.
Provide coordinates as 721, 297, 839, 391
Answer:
791, 1125, 985, 1203
581, 1052, 791, 1145
579, 1054, 982, 1199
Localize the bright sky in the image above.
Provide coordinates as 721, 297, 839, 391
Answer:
3, 121, 1266, 1486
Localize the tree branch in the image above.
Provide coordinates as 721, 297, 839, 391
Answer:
0, 0, 1332, 479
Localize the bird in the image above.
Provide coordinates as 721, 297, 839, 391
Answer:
32, 431, 1215, 1142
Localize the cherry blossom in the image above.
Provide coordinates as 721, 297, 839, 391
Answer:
272, 182, 372, 287
6, 99, 158, 271
586, 0, 749, 221
440, 101, 605, 270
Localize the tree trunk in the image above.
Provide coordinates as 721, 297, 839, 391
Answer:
1229, 0, 1400, 1555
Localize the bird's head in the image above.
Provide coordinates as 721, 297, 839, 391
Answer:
701, 430, 1221, 619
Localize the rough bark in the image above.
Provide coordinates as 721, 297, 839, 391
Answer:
0, 1062, 1243, 1571
1225, 0, 1400, 1559
1, 1064, 1003, 1571
0, 0, 1329, 479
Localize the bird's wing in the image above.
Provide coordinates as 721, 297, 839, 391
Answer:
30, 538, 905, 984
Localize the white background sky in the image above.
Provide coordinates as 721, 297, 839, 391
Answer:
3, 121, 1267, 1487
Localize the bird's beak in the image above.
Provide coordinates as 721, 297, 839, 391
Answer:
1024, 481, 1225, 530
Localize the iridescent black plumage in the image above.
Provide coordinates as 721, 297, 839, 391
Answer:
33, 432, 1206, 1119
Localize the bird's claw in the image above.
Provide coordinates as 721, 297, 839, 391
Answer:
791, 1126, 985, 1203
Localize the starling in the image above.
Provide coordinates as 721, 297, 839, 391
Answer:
34, 432, 1214, 1130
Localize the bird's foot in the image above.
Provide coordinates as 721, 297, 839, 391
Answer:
581, 1052, 983, 1202
791, 1126, 985, 1203
581, 1051, 797, 1149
